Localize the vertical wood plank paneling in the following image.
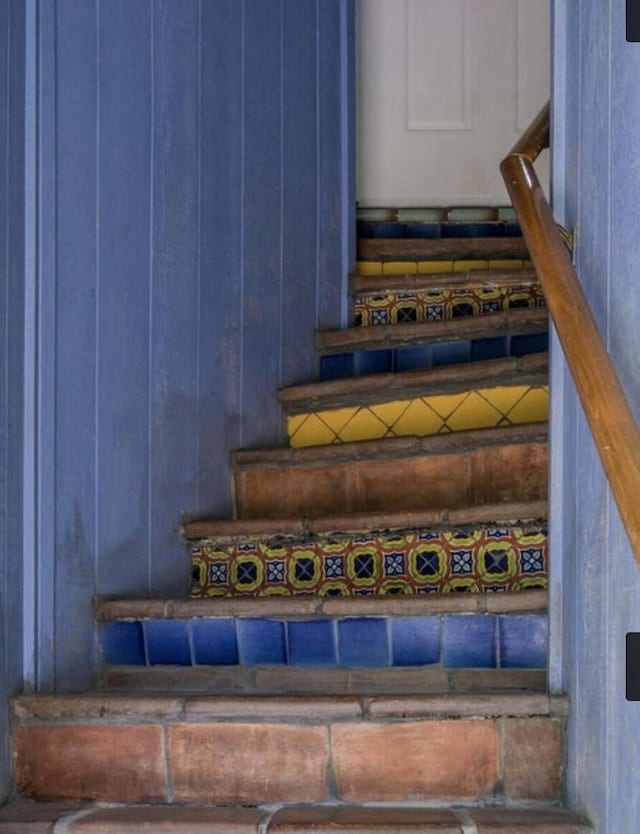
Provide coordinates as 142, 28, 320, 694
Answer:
281, 0, 319, 386
149, 0, 200, 592
54, 0, 99, 690
0, 0, 25, 797
317, 0, 345, 329
198, 0, 243, 517
96, 0, 152, 594
241, 0, 283, 448
0, 0, 12, 798
554, 0, 640, 830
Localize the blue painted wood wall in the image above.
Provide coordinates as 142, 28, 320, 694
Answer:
0, 0, 26, 801
37, 0, 354, 690
551, 1, 640, 831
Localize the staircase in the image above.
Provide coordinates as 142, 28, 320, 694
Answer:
1, 216, 591, 834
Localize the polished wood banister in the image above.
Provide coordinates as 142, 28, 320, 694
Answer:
501, 102, 640, 565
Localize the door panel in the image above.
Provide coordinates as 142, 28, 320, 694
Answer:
357, 0, 549, 206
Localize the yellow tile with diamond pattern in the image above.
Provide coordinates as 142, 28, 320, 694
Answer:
287, 385, 549, 448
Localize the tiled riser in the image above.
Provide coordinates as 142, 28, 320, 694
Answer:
356, 259, 532, 277
190, 527, 547, 597
14, 713, 562, 804
101, 614, 548, 670
319, 333, 549, 379
287, 386, 548, 448
357, 221, 521, 238
234, 441, 547, 519
354, 285, 545, 327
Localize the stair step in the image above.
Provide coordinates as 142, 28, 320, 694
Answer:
281, 352, 547, 414
232, 424, 547, 519
316, 309, 548, 355
0, 801, 591, 834
358, 219, 522, 239
352, 266, 537, 296
102, 664, 547, 695
96, 591, 548, 670
358, 237, 529, 263
13, 692, 565, 806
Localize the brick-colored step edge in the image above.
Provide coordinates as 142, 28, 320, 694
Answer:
358, 237, 529, 261
315, 308, 547, 354
101, 665, 547, 695
0, 802, 592, 834
96, 587, 547, 622
183, 498, 548, 540
233, 423, 547, 468
13, 693, 565, 805
279, 352, 548, 415
13, 692, 565, 721
352, 266, 538, 296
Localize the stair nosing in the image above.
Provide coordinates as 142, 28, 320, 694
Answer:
279, 352, 548, 414
232, 422, 548, 467
351, 266, 538, 296
315, 308, 548, 354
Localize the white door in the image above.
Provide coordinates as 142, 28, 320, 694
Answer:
357, 0, 549, 206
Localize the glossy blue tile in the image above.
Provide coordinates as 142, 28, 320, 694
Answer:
238, 618, 286, 665
505, 221, 523, 237
354, 349, 393, 375
394, 345, 433, 371
510, 332, 549, 356
287, 619, 337, 666
338, 618, 389, 667
431, 340, 471, 366
320, 353, 354, 380
499, 615, 548, 669
442, 222, 504, 238
374, 222, 407, 239
191, 618, 238, 665
406, 222, 442, 239
101, 622, 146, 666
470, 336, 508, 362
391, 617, 441, 666
357, 222, 376, 239
443, 615, 497, 668
144, 620, 191, 666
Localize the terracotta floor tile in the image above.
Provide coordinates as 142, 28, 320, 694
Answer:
67, 805, 264, 833
269, 805, 463, 834
469, 443, 547, 505
15, 725, 168, 803
352, 454, 468, 512
169, 723, 329, 803
237, 466, 349, 518
331, 720, 498, 801
503, 717, 563, 800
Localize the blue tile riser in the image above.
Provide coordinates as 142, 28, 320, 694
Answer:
101, 612, 548, 670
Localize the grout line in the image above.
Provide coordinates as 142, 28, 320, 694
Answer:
453, 807, 477, 834
258, 803, 284, 834
54, 805, 100, 834
163, 723, 175, 802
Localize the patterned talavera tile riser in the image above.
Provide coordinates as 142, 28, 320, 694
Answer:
354, 285, 546, 327
101, 612, 549, 669
287, 385, 549, 448
189, 526, 547, 598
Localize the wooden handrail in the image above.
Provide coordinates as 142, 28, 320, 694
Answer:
501, 102, 640, 566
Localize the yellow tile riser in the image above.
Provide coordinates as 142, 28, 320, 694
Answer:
356, 259, 529, 276
287, 386, 549, 449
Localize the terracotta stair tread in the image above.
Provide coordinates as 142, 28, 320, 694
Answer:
358, 237, 529, 261
352, 266, 538, 295
233, 422, 547, 467
315, 308, 548, 354
0, 802, 592, 834
279, 352, 548, 415
14, 691, 565, 721
102, 665, 547, 696
96, 587, 548, 622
